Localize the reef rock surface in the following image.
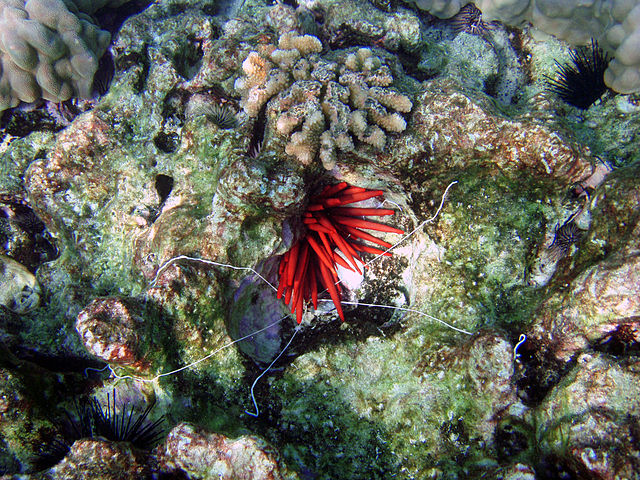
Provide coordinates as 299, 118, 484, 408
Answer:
1, 0, 639, 479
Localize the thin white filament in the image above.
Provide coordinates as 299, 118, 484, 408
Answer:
150, 254, 277, 292
245, 326, 300, 417
109, 316, 287, 383
331, 300, 473, 335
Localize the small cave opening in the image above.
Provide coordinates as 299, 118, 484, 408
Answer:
514, 339, 574, 407
153, 131, 179, 153
173, 35, 204, 80
155, 174, 174, 205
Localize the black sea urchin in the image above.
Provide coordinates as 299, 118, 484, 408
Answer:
63, 390, 165, 451
89, 389, 166, 450
449, 3, 492, 35
544, 39, 611, 109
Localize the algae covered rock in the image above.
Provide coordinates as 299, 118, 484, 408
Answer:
0, 254, 40, 313
2, 0, 640, 479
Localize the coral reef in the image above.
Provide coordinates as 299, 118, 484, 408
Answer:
411, 0, 640, 93
2, 1, 640, 479
0, 0, 114, 111
235, 32, 413, 169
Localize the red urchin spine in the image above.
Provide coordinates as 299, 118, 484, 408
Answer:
277, 182, 404, 323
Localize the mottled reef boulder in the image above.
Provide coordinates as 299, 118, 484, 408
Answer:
157, 422, 298, 480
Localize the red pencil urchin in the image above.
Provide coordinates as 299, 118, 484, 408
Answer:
277, 182, 404, 323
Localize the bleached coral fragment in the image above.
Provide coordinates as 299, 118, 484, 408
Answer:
368, 86, 413, 112
278, 32, 322, 56
368, 102, 407, 133
285, 109, 325, 165
319, 131, 337, 170
241, 51, 272, 83
347, 83, 369, 110
270, 48, 301, 69
349, 110, 368, 136
358, 125, 386, 149
242, 70, 289, 117
276, 105, 306, 135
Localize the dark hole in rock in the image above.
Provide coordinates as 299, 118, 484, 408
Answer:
514, 339, 573, 407
593, 322, 640, 356
153, 131, 179, 153
92, 52, 116, 96
0, 200, 58, 270
0, 107, 61, 137
161, 88, 191, 123
484, 73, 500, 98
93, 0, 155, 35
534, 452, 587, 480
247, 104, 267, 157
155, 174, 174, 204
173, 36, 204, 80
13, 346, 108, 376
494, 420, 530, 463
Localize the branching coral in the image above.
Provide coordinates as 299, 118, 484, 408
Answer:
0, 0, 119, 111
235, 33, 413, 169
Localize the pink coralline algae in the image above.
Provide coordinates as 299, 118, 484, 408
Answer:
158, 423, 292, 480
75, 297, 143, 367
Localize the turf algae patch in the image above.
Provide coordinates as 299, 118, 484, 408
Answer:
263, 329, 518, 478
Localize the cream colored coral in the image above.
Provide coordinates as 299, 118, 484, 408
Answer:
236, 34, 413, 168
234, 33, 320, 117
411, 0, 640, 93
0, 0, 112, 111
278, 32, 322, 56
285, 109, 325, 165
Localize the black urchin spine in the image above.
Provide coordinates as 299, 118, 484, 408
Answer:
544, 39, 611, 109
